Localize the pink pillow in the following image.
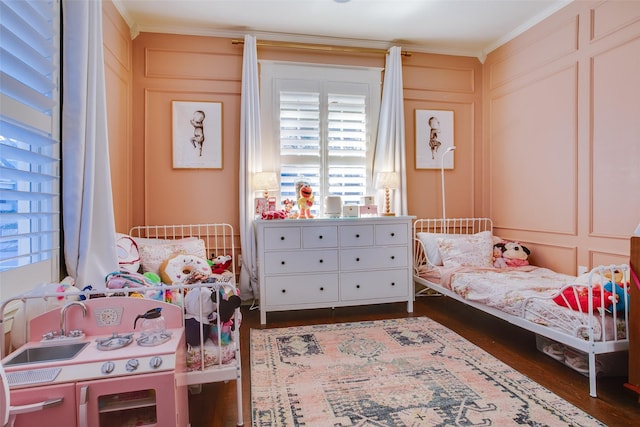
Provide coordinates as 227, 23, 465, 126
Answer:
436, 231, 494, 268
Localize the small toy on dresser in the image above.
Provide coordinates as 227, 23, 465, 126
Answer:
493, 241, 530, 268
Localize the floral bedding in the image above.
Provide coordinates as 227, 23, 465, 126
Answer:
422, 265, 625, 340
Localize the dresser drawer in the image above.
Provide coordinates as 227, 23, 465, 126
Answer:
264, 274, 339, 305
302, 226, 338, 248
340, 270, 408, 301
340, 246, 408, 270
375, 223, 408, 245
263, 227, 301, 250
339, 224, 374, 247
264, 249, 338, 274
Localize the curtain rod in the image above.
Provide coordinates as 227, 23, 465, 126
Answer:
231, 39, 411, 57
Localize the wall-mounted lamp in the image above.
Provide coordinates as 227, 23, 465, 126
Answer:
376, 172, 400, 216
441, 146, 456, 221
253, 171, 279, 199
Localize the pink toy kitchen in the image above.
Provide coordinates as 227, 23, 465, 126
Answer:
2, 296, 193, 427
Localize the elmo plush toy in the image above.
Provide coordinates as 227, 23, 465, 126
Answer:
296, 182, 315, 218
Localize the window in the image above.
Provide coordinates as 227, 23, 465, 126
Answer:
260, 61, 381, 216
0, 0, 60, 299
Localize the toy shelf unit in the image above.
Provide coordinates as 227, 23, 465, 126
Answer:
255, 216, 415, 324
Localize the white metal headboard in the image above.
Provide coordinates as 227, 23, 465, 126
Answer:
413, 218, 493, 236
128, 223, 237, 277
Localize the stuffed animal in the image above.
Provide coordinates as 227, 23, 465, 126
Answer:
184, 285, 242, 346
209, 287, 242, 345
183, 287, 216, 346
210, 254, 232, 274
493, 241, 530, 268
296, 181, 314, 218
602, 267, 630, 313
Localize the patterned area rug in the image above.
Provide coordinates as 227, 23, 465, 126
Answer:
251, 317, 604, 427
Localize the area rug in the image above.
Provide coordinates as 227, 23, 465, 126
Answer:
251, 317, 604, 427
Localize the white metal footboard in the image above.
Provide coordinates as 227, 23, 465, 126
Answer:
522, 264, 630, 397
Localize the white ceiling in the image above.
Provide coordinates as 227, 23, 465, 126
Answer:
113, 0, 572, 60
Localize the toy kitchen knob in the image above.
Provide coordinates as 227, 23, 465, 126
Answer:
150, 356, 163, 369
101, 361, 115, 375
126, 358, 139, 372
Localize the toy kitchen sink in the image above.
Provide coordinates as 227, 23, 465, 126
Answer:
1, 297, 189, 427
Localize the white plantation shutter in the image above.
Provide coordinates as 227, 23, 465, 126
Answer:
0, 0, 60, 295
261, 61, 381, 216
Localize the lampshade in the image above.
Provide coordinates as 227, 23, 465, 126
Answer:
376, 172, 400, 189
254, 172, 279, 198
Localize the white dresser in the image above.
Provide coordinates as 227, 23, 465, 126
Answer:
255, 216, 415, 324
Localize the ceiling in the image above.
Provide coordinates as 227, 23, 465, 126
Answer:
112, 0, 572, 60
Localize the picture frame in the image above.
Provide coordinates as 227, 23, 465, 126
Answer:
415, 109, 454, 169
172, 101, 222, 169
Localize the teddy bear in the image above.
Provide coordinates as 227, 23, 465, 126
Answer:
493, 241, 530, 268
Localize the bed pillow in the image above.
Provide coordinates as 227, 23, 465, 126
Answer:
136, 237, 207, 274
436, 230, 494, 268
416, 232, 444, 266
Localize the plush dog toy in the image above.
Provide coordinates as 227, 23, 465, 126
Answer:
210, 254, 232, 274
493, 241, 530, 268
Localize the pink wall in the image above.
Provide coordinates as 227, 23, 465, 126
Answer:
124, 31, 483, 237
103, 1, 133, 233
104, 0, 639, 274
483, 0, 640, 273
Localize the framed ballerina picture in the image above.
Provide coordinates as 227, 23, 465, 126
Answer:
172, 101, 223, 169
415, 109, 454, 169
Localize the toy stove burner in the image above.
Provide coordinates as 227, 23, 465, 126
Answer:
96, 332, 134, 350
136, 331, 172, 347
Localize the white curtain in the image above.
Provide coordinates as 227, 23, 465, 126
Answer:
238, 35, 261, 302
61, 0, 119, 289
372, 46, 407, 215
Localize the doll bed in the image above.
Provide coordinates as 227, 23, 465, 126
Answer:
413, 218, 630, 398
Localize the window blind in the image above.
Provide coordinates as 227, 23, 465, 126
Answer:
0, 0, 60, 280
261, 61, 381, 216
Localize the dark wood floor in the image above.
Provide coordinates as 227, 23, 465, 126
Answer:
189, 295, 640, 426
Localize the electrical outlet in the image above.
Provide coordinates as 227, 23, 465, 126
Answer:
237, 253, 243, 267
578, 265, 588, 275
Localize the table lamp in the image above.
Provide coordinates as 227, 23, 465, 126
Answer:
376, 172, 400, 216
253, 172, 279, 199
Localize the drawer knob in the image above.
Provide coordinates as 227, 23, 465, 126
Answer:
356, 284, 360, 289
319, 235, 323, 239
391, 255, 395, 260
390, 232, 395, 237
281, 261, 286, 265
391, 282, 396, 286
320, 287, 324, 291
280, 236, 285, 240
319, 259, 324, 263
281, 289, 286, 293
356, 234, 360, 238
356, 257, 360, 262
